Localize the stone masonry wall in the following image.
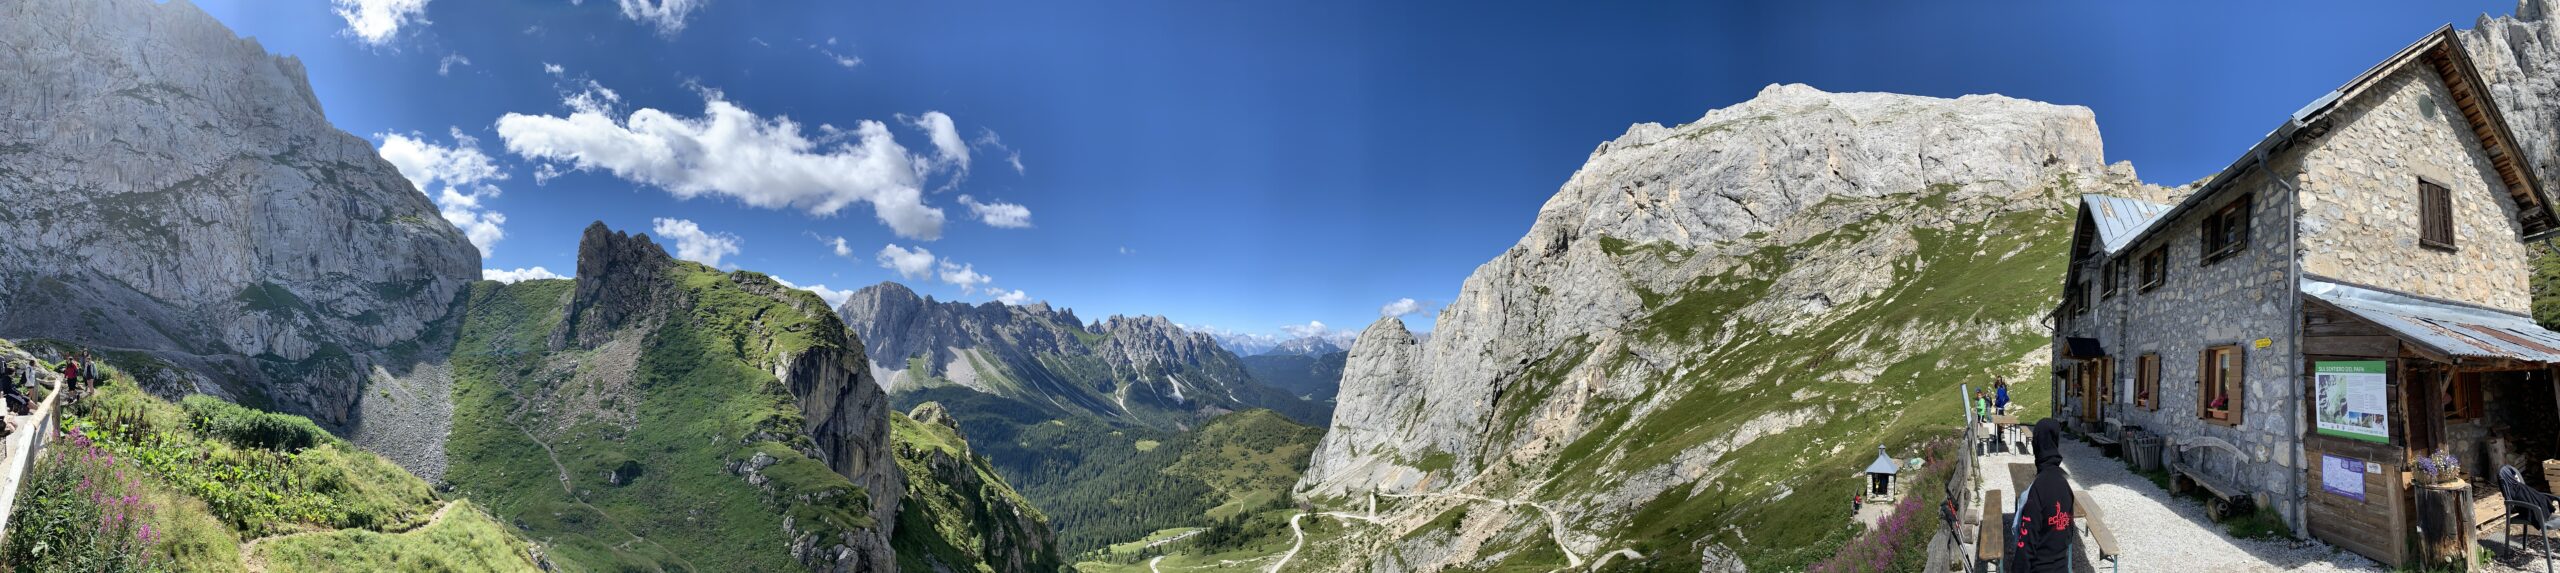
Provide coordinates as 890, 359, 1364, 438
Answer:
2297, 64, 2535, 313
2057, 165, 2303, 525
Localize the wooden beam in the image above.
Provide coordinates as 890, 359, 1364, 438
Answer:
2307, 336, 2402, 357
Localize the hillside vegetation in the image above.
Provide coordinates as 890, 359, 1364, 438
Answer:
442, 270, 881, 571
0, 345, 540, 573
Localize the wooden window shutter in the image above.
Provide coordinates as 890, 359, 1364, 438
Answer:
2197, 348, 2211, 418
2228, 348, 2245, 425
2420, 180, 2455, 250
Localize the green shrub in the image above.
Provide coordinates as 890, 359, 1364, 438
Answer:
181, 394, 332, 452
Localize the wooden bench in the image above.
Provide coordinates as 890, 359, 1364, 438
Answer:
2170, 458, 2254, 521
1977, 489, 2005, 571
2083, 421, 2121, 457
2074, 487, 2121, 573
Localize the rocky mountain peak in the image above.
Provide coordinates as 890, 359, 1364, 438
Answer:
0, 0, 478, 426
1301, 83, 2114, 505
550, 222, 676, 350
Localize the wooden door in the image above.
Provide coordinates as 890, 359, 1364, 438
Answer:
2080, 362, 2101, 422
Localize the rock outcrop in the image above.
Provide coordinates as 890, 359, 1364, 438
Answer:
837, 281, 1317, 427
2465, 0, 2560, 191
525, 224, 904, 572
1292, 84, 2130, 570
0, 0, 479, 428
890, 403, 1062, 573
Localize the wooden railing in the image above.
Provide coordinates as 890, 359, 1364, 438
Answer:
0, 380, 71, 544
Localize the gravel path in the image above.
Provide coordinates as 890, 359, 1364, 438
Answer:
1976, 440, 2378, 572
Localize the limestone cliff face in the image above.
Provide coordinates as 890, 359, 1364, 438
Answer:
2464, 0, 2560, 191
1293, 85, 2129, 570
0, 0, 479, 426
837, 281, 1316, 427
1303, 84, 2108, 498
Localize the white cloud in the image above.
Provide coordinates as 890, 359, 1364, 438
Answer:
937, 261, 990, 294
958, 195, 1032, 229
495, 83, 950, 240
650, 217, 742, 268
484, 267, 565, 283
972, 128, 1024, 174
542, 62, 564, 76
377, 128, 508, 257
902, 111, 969, 174
333, 0, 431, 46
993, 289, 1031, 306
616, 0, 706, 36
437, 53, 471, 76
1281, 321, 1329, 339
773, 276, 856, 308
1380, 298, 1423, 317
822, 49, 861, 69
876, 244, 936, 279
823, 236, 852, 257
1118, 246, 1135, 256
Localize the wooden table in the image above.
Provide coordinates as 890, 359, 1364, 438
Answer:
1994, 415, 2024, 453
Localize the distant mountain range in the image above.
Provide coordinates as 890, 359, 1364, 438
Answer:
836, 281, 1321, 428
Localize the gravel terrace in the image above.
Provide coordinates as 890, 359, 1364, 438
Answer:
1973, 438, 2379, 573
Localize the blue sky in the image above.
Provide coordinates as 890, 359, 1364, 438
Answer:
190, 0, 2518, 343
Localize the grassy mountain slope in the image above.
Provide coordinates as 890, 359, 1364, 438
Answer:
3, 348, 539, 573
894, 376, 1324, 561
443, 271, 879, 571
1150, 180, 2090, 573
891, 404, 1062, 573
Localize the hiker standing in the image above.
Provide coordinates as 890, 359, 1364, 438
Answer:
80, 352, 97, 387
2007, 419, 2078, 572
1994, 379, 2011, 414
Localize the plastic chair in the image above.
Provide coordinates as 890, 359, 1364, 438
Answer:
2503, 465, 2560, 573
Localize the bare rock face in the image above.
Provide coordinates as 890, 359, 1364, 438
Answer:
1300, 84, 2108, 498
551, 222, 676, 350
2464, 0, 2560, 190
0, 0, 479, 427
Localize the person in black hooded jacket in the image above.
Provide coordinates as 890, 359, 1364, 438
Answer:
2007, 418, 2077, 572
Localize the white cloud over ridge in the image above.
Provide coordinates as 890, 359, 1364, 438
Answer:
937, 261, 990, 294
484, 267, 565, 283
334, 0, 430, 46
876, 244, 936, 279
993, 289, 1030, 306
494, 83, 951, 240
773, 276, 855, 308
377, 128, 508, 257
874, 243, 1015, 300
1381, 298, 1423, 317
650, 217, 741, 268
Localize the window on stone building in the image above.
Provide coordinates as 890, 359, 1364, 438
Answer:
2102, 258, 2121, 298
2199, 345, 2243, 424
2201, 194, 2252, 263
2139, 247, 2165, 292
2447, 371, 2484, 420
2067, 279, 2089, 314
2136, 353, 2159, 411
2420, 179, 2456, 251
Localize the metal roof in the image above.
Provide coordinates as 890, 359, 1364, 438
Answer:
2081, 194, 2174, 256
1864, 447, 1899, 475
2301, 278, 2560, 364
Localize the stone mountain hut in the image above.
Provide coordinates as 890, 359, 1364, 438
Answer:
2049, 25, 2560, 566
